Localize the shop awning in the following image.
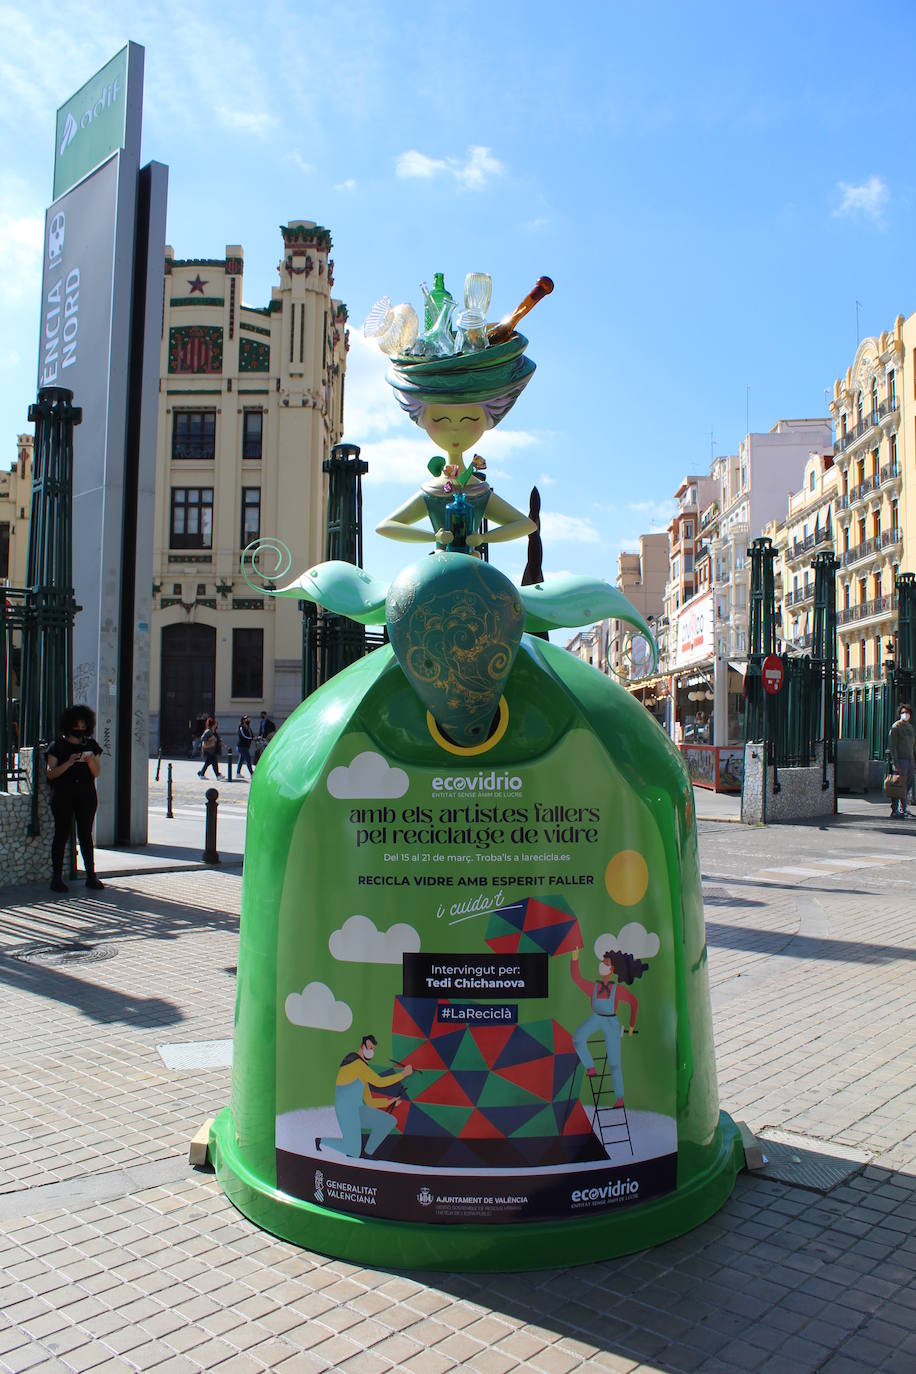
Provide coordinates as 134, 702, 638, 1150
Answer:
669, 659, 714, 682
627, 671, 669, 692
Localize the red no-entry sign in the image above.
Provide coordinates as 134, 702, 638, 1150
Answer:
762, 654, 784, 695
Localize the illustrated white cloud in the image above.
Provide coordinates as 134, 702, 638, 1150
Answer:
330, 914, 420, 964
285, 982, 352, 1031
594, 924, 660, 961
327, 750, 409, 799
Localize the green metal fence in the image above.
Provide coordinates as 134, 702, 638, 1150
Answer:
838, 680, 893, 760
837, 573, 916, 760
745, 540, 838, 786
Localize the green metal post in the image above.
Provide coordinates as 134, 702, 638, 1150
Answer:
896, 572, 915, 712
21, 387, 80, 835
302, 443, 369, 696
0, 599, 7, 793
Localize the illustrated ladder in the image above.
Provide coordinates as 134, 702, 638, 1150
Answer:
584, 1034, 634, 1157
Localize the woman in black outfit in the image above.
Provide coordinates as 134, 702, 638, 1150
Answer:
45, 704, 104, 894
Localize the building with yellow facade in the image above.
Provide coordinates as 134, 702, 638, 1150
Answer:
0, 436, 33, 590
150, 221, 348, 752
608, 534, 668, 681
770, 450, 838, 655
829, 317, 906, 683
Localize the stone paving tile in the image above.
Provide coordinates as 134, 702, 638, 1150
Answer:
0, 823, 914, 1373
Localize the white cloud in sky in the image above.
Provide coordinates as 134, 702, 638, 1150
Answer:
335, 178, 357, 192
540, 512, 601, 544
396, 145, 504, 191
215, 106, 277, 137
833, 176, 889, 222
628, 498, 676, 529
289, 153, 314, 175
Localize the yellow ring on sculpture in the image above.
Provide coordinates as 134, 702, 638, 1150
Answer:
426, 697, 509, 756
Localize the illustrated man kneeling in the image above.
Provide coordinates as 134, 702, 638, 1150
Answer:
316, 1034, 413, 1159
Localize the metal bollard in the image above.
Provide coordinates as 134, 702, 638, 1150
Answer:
166, 762, 173, 819
203, 787, 220, 864
227, 748, 233, 782
155, 749, 162, 782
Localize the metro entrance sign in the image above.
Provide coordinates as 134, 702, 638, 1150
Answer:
762, 654, 785, 695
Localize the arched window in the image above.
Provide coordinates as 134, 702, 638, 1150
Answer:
870, 377, 878, 420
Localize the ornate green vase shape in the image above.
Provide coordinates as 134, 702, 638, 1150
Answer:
385, 551, 524, 747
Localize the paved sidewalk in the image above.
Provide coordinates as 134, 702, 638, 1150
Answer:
0, 814, 915, 1373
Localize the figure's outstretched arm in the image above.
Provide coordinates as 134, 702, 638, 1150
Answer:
376, 491, 451, 544
469, 490, 536, 547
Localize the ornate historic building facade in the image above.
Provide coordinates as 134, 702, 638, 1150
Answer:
829, 317, 907, 683
0, 435, 34, 590
770, 449, 839, 654
150, 221, 348, 752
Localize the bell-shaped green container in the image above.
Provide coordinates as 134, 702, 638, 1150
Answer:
209, 635, 743, 1271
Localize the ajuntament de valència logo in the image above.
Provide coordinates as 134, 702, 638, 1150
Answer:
59, 75, 122, 158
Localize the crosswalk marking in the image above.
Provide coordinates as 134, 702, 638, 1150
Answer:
753, 851, 912, 885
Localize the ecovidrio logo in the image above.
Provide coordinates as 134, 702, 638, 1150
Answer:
431, 770, 522, 797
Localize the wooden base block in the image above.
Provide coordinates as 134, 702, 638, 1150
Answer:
189, 1117, 215, 1168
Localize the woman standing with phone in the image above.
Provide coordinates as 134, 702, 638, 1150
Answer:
45, 705, 104, 894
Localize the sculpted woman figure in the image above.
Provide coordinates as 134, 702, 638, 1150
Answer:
376, 334, 537, 552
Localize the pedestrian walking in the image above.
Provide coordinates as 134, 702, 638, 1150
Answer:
198, 717, 222, 779
253, 710, 277, 764
190, 714, 206, 758
886, 704, 915, 819
45, 704, 105, 894
236, 715, 254, 779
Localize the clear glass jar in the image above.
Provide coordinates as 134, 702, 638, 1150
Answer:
454, 309, 488, 354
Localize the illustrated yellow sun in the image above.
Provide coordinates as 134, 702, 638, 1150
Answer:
605, 850, 649, 906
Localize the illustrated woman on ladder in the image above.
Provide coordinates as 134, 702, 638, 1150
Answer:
570, 948, 648, 1108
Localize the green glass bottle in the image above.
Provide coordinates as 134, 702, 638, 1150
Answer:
425, 271, 453, 330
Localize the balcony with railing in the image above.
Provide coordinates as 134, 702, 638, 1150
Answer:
784, 584, 814, 608
834, 398, 899, 455
786, 526, 834, 561
837, 594, 894, 627
838, 459, 899, 511
847, 474, 879, 508
840, 528, 901, 568
844, 664, 887, 684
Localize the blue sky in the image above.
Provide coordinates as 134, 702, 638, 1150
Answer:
2, 1, 914, 592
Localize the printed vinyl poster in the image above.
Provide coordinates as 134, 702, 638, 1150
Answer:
275, 727, 677, 1225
